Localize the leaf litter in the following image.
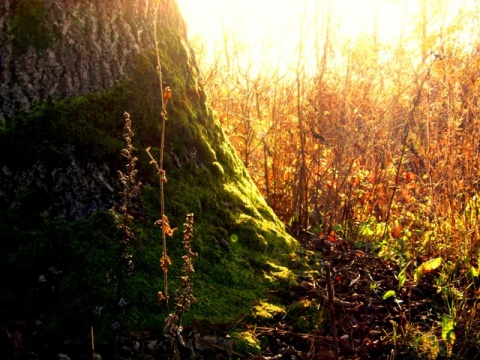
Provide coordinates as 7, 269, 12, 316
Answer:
6, 229, 480, 359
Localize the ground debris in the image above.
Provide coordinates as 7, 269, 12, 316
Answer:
5, 229, 479, 359
241, 228, 479, 359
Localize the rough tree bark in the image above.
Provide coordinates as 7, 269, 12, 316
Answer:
0, 0, 187, 121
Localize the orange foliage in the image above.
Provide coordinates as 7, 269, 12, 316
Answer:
192, 4, 480, 262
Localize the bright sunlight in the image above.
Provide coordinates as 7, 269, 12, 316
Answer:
178, 0, 476, 75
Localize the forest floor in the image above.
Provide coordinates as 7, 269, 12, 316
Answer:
110, 229, 479, 360
4, 230, 479, 359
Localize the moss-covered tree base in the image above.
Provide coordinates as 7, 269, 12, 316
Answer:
0, 24, 297, 342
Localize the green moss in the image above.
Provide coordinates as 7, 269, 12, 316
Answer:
285, 299, 325, 333
253, 301, 285, 321
8, 0, 59, 53
263, 261, 297, 289
191, 282, 262, 324
0, 12, 299, 336
231, 331, 262, 355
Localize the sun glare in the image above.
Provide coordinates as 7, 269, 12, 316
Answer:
177, 0, 475, 75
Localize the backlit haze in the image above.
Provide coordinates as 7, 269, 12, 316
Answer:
177, 0, 476, 77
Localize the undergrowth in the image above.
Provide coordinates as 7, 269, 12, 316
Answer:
193, 5, 480, 356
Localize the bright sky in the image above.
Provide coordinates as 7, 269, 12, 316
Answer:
178, 0, 406, 40
177, 0, 476, 75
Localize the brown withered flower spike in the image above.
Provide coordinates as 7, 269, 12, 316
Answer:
163, 86, 172, 100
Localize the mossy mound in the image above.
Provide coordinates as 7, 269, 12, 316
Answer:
0, 19, 297, 342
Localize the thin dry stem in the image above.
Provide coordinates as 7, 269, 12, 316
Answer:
153, 0, 170, 306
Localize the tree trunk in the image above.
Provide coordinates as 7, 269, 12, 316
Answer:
0, 0, 296, 335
